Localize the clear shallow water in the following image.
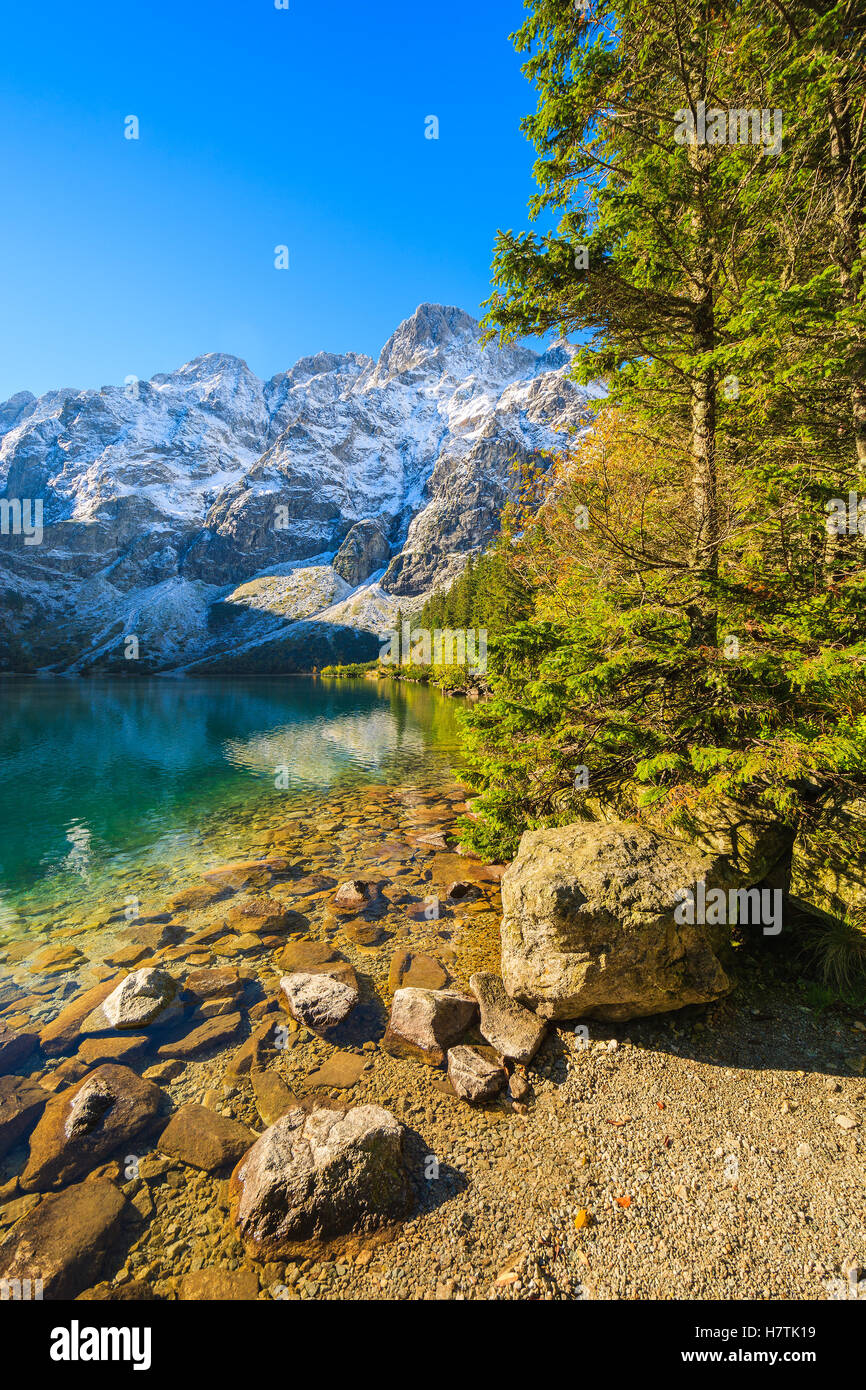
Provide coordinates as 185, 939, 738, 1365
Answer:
0, 676, 462, 932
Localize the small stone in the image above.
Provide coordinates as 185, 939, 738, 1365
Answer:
333, 880, 376, 912
445, 881, 480, 902
342, 923, 385, 947
251, 1070, 299, 1126
143, 1060, 183, 1083
388, 949, 449, 992
302, 1053, 365, 1091
447, 1046, 507, 1104
507, 1070, 531, 1103
183, 967, 242, 1002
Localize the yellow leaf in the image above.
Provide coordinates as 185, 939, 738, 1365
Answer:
574, 1208, 590, 1230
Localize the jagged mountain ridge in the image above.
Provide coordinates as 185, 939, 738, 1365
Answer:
0, 304, 594, 673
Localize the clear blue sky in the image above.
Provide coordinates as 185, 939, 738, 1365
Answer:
0, 0, 543, 401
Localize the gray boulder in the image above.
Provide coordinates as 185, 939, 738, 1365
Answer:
500, 821, 737, 1021
230, 1104, 412, 1256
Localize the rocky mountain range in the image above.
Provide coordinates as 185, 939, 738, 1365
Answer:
0, 304, 595, 673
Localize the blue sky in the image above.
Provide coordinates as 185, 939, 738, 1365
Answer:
0, 0, 543, 401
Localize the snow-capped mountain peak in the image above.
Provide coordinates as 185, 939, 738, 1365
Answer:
0, 305, 594, 673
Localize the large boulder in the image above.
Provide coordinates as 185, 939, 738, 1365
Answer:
790, 795, 866, 925
20, 1065, 162, 1192
500, 821, 737, 1021
230, 1105, 412, 1257
383, 987, 476, 1065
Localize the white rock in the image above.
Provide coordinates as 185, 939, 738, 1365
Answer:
279, 972, 358, 1032
101, 969, 178, 1030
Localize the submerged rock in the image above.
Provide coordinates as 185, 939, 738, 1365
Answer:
20, 1065, 162, 1192
183, 966, 243, 1003
277, 939, 356, 988
40, 977, 122, 1056
0, 1178, 130, 1300
179, 1267, 259, 1301
158, 1103, 255, 1173
251, 1069, 299, 1125
383, 987, 476, 1065
333, 880, 377, 912
302, 1052, 365, 1091
230, 1105, 413, 1257
388, 949, 449, 992
447, 1046, 507, 1103
156, 1011, 244, 1060
499, 821, 736, 1021
0, 1075, 49, 1159
225, 897, 307, 933
469, 973, 547, 1064
168, 882, 230, 912
202, 859, 290, 891
0, 1022, 37, 1075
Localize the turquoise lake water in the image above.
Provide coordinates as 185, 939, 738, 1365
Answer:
0, 676, 462, 933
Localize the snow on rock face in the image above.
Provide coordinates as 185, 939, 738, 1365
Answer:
0, 305, 595, 672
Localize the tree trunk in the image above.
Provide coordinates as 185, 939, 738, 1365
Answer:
825, 89, 865, 574
687, 203, 720, 644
